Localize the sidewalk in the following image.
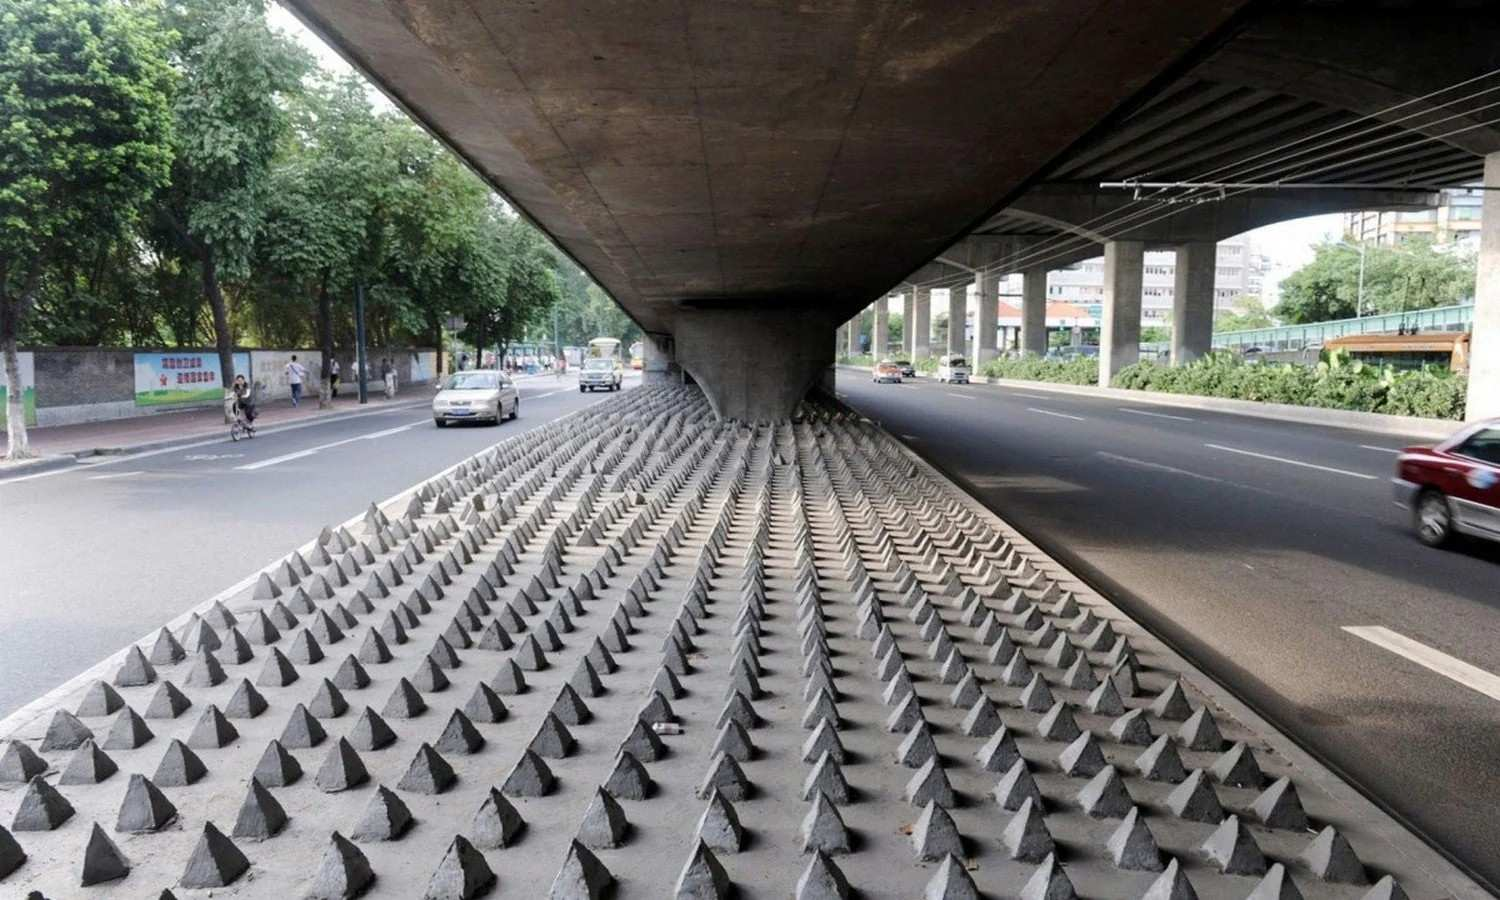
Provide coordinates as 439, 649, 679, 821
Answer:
0, 391, 426, 470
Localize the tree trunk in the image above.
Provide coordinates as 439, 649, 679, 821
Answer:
2, 295, 33, 460
316, 270, 333, 409
202, 249, 236, 423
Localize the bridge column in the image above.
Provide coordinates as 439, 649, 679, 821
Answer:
1470, 151, 1500, 421
1021, 268, 1048, 357
947, 282, 969, 355
845, 313, 860, 356
873, 298, 890, 358
643, 333, 680, 385
913, 287, 932, 359
1100, 240, 1145, 385
674, 308, 835, 421
1172, 241, 1216, 366
903, 292, 916, 359
975, 270, 1000, 365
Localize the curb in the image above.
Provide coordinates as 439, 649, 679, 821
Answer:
0, 454, 77, 478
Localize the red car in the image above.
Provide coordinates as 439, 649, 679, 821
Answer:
1394, 420, 1500, 547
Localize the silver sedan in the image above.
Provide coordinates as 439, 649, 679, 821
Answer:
432, 371, 518, 426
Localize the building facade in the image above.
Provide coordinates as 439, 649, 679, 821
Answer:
1343, 188, 1483, 249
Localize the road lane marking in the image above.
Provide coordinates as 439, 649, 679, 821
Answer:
1359, 444, 1401, 454
1203, 443, 1377, 480
236, 421, 421, 471
86, 471, 142, 481
900, 434, 921, 441
1011, 392, 1050, 400
238, 449, 318, 470
944, 392, 974, 400
1096, 452, 1226, 484
1119, 407, 1195, 422
1027, 408, 1085, 422
1342, 626, 1500, 703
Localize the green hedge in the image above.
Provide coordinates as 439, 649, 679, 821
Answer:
1111, 352, 1466, 420
977, 356, 1100, 385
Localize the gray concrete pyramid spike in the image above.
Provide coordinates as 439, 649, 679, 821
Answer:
803, 718, 846, 763
552, 684, 593, 725
502, 749, 556, 797
924, 853, 980, 900
349, 706, 397, 751
587, 637, 617, 673
115, 642, 158, 687
1078, 764, 1133, 818
1202, 814, 1267, 875
379, 610, 409, 645
1151, 679, 1194, 721
622, 718, 668, 761
153, 738, 208, 786
288, 585, 319, 614
948, 671, 983, 709
333, 654, 372, 691
1248, 863, 1306, 900
904, 757, 956, 807
881, 667, 915, 706
477, 620, 514, 651
424, 834, 495, 900
351, 784, 414, 841
347, 590, 374, 614
1178, 707, 1225, 751
1058, 731, 1106, 777
1211, 741, 1264, 789
719, 691, 761, 730
1360, 876, 1411, 900
1086, 678, 1126, 717
1252, 776, 1310, 831
309, 679, 349, 719
231, 777, 287, 840
799, 791, 850, 855
383, 677, 428, 718
801, 751, 850, 803
1042, 634, 1078, 669
309, 832, 375, 899
1020, 672, 1055, 713
1001, 651, 1034, 687
1019, 853, 1076, 900
605, 750, 654, 800
896, 720, 938, 768
912, 800, 964, 861
1166, 769, 1225, 823
81, 821, 131, 886
1141, 858, 1199, 900
359, 628, 394, 663
794, 850, 851, 900
308, 610, 345, 647
1300, 826, 1368, 884
961, 695, 1002, 737
315, 737, 370, 792
218, 625, 256, 664
578, 787, 630, 849
463, 682, 508, 725
1038, 702, 1083, 742
699, 752, 751, 800
253, 739, 302, 786
517, 634, 550, 670
185, 648, 228, 687
179, 822, 251, 889
714, 720, 757, 761
531, 712, 577, 758
491, 659, 528, 695
0, 741, 47, 783
245, 609, 282, 646
472, 787, 525, 849
254, 572, 282, 600
413, 656, 452, 692
1061, 655, 1099, 690
1107, 806, 1164, 871
60, 739, 117, 785
398, 742, 457, 794
149, 627, 187, 665
571, 657, 606, 698
994, 758, 1044, 810
1136, 734, 1188, 783
116, 773, 177, 833
1002, 797, 1054, 862
77, 679, 125, 717
227, 678, 270, 718
977, 726, 1022, 773
103, 705, 154, 749
603, 617, 631, 653
987, 629, 1019, 665
548, 839, 614, 900
436, 709, 486, 755
674, 840, 731, 899
0, 823, 23, 879
1109, 708, 1155, 746
537, 620, 566, 653
640, 689, 676, 724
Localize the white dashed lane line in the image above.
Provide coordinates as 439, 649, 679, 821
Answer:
1118, 407, 1195, 422
1203, 442, 1378, 480
1027, 407, 1086, 422
1343, 626, 1500, 703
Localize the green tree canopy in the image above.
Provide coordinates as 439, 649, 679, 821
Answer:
1214, 295, 1274, 333
1278, 237, 1476, 324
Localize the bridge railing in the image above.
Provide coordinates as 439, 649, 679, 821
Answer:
1209, 303, 1474, 353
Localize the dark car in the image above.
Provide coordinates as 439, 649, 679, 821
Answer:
1393, 420, 1500, 546
893, 359, 915, 378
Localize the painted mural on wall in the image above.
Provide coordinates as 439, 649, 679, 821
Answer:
0, 352, 37, 427
133, 352, 251, 407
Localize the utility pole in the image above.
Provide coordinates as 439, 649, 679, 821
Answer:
1355, 241, 1367, 318
355, 282, 369, 404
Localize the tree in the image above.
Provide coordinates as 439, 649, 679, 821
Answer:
1214, 295, 1274, 333
1278, 238, 1476, 324
0, 0, 175, 458
152, 0, 310, 419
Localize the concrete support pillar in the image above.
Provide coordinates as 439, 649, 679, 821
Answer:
1172, 241, 1216, 366
975, 270, 1000, 365
1020, 268, 1048, 357
1469, 151, 1500, 421
913, 288, 932, 359
674, 308, 835, 421
845, 315, 859, 356
947, 283, 969, 355
1100, 240, 1145, 385
872, 299, 890, 358
643, 333, 680, 385
902, 293, 916, 359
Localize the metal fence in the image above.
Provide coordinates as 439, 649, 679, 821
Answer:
1210, 303, 1474, 353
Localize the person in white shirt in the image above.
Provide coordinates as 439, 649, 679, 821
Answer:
328, 357, 341, 399
285, 355, 307, 407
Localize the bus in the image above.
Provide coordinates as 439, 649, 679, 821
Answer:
587, 337, 622, 361
629, 341, 644, 370
1323, 332, 1471, 373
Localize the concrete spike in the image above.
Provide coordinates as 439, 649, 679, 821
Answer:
477, 622, 512, 653
1166, 769, 1225, 823
548, 839, 614, 900
398, 743, 457, 794
1142, 858, 1199, 900
578, 787, 630, 849
115, 773, 177, 833
315, 738, 370, 792
502, 749, 556, 797
552, 684, 593, 725
571, 657, 606, 698
674, 840, 731, 899
60, 739, 117, 785
1150, 680, 1194, 721
531, 712, 577, 759
153, 738, 208, 786
1085, 678, 1125, 717
1110, 708, 1155, 746
1136, 735, 1188, 784
231, 777, 288, 841
1019, 853, 1076, 900
81, 821, 131, 886
103, 706, 154, 750
1037, 702, 1082, 742
1360, 876, 1410, 900
332, 655, 372, 692
923, 853, 980, 900
1001, 651, 1034, 687
472, 787, 525, 849
1252, 776, 1310, 831
794, 850, 851, 900
960, 695, 1002, 737
179, 822, 250, 889
605, 750, 654, 800
0, 742, 47, 783
434, 709, 485, 755
1020, 673, 1055, 713
1300, 826, 1368, 884
77, 680, 125, 717
977, 726, 1022, 773
1002, 797, 1054, 862
714, 720, 757, 761
912, 800, 963, 861
1211, 741, 1264, 789
803, 718, 846, 763
226, 678, 270, 717
517, 634, 550, 671
253, 739, 302, 787
699, 752, 751, 800
185, 648, 228, 686
801, 751, 850, 804
622, 718, 668, 761
896, 721, 939, 768
352, 784, 414, 842
358, 628, 394, 663
348, 707, 397, 751
1202, 814, 1267, 876
490, 659, 529, 695
948, 671, 983, 709
903, 758, 955, 807
424, 835, 495, 900
1058, 731, 1106, 777
1078, 764, 1133, 818
994, 758, 1044, 811
1178, 707, 1225, 751
309, 832, 376, 900
639, 689, 676, 724
1248, 863, 1306, 900
1107, 806, 1164, 871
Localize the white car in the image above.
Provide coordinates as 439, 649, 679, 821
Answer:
432, 371, 518, 426
937, 354, 970, 384
579, 357, 623, 392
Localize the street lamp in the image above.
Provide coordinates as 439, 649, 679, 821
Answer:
1337, 238, 1367, 318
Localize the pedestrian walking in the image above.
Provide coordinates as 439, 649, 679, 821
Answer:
329, 357, 341, 399
285, 355, 307, 407
381, 357, 396, 399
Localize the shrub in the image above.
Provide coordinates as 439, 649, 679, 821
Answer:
978, 356, 1099, 385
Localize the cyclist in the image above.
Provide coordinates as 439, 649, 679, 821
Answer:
231, 374, 257, 431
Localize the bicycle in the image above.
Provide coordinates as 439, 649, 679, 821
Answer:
230, 383, 260, 441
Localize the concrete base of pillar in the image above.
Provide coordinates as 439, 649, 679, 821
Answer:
642, 334, 681, 386
673, 308, 836, 421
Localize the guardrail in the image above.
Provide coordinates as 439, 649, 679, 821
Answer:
1210, 303, 1474, 353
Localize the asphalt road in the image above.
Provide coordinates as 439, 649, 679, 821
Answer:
0, 372, 638, 719
837, 372, 1500, 891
